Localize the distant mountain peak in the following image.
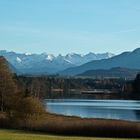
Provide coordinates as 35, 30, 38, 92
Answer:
25, 52, 32, 56
46, 55, 55, 61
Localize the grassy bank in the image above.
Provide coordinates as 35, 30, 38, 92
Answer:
34, 113, 140, 137
1, 112, 140, 138
0, 129, 139, 140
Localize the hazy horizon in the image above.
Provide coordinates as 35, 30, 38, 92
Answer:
0, 0, 140, 55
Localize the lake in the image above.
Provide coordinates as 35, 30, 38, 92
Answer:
43, 99, 140, 121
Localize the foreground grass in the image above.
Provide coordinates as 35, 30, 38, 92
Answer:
0, 129, 139, 140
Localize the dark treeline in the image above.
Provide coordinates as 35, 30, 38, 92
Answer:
132, 73, 140, 99
13, 73, 140, 100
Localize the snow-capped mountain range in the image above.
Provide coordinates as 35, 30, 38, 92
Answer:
0, 50, 115, 74
61, 48, 140, 76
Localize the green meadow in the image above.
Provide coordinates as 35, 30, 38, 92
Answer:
0, 129, 139, 140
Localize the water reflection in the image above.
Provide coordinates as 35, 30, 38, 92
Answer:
44, 99, 140, 121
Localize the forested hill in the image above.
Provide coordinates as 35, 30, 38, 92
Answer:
78, 67, 140, 79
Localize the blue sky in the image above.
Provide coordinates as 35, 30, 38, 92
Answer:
0, 0, 140, 55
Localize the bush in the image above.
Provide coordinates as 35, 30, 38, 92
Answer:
14, 97, 45, 119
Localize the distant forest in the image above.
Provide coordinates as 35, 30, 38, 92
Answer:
14, 73, 140, 100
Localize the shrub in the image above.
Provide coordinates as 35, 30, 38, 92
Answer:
14, 97, 45, 118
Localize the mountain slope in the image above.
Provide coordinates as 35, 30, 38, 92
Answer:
78, 67, 140, 79
60, 48, 140, 75
0, 56, 18, 74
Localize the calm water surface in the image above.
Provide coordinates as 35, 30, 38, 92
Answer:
43, 99, 140, 121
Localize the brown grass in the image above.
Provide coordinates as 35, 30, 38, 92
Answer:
0, 112, 140, 138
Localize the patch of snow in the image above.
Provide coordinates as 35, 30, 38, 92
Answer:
46, 55, 54, 61
25, 52, 32, 56
16, 57, 22, 63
